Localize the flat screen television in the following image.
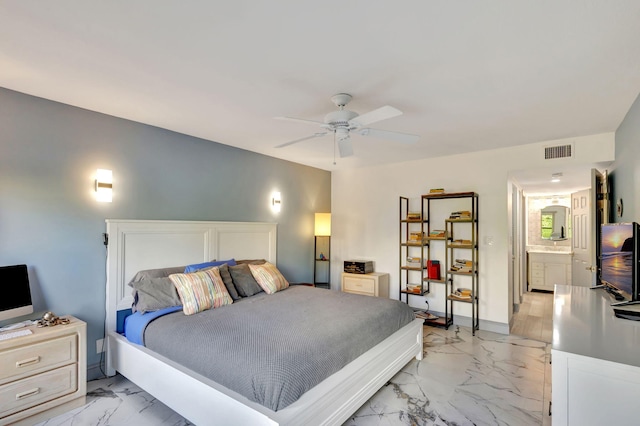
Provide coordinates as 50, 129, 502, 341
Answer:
0, 264, 34, 322
600, 223, 640, 304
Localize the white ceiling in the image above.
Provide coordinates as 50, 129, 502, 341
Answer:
2, 1, 640, 182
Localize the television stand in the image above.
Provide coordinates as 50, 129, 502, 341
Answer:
552, 285, 640, 425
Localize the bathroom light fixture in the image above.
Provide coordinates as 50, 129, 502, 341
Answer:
95, 169, 113, 202
271, 191, 282, 212
551, 173, 562, 183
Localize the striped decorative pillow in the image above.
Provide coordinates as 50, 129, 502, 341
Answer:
169, 267, 232, 315
249, 262, 289, 294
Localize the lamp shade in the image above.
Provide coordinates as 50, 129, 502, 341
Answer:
314, 213, 331, 236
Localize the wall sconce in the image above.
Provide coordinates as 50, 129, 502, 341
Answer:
551, 173, 562, 183
95, 169, 113, 202
271, 191, 281, 212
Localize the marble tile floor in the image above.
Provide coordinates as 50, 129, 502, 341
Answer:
36, 326, 551, 426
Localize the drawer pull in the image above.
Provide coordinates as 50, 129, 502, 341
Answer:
16, 387, 40, 400
16, 356, 40, 368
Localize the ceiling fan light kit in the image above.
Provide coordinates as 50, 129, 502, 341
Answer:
275, 93, 419, 159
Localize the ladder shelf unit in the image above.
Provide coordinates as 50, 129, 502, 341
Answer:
399, 192, 479, 333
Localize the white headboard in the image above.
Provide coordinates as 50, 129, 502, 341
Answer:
104, 220, 277, 335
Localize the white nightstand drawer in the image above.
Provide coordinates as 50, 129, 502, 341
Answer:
343, 277, 375, 295
0, 364, 77, 419
0, 334, 77, 384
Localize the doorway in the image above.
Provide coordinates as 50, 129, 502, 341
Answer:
508, 165, 610, 337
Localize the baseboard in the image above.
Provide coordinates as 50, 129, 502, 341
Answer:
87, 362, 106, 381
427, 310, 510, 335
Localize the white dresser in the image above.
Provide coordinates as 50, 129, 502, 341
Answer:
341, 272, 390, 298
0, 316, 86, 425
552, 285, 640, 425
528, 251, 572, 291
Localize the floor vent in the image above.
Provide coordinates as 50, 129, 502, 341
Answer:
544, 144, 573, 160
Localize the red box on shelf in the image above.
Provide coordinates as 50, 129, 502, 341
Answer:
427, 260, 441, 280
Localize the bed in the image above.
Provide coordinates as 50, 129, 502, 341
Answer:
105, 220, 423, 425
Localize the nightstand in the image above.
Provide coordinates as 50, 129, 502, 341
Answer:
0, 315, 86, 425
341, 272, 390, 298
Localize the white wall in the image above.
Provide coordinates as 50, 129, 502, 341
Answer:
332, 133, 615, 331
612, 91, 640, 222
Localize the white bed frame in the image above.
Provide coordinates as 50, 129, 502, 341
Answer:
105, 220, 423, 426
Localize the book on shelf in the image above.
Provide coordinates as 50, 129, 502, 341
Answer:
456, 287, 472, 297
429, 188, 445, 194
451, 239, 472, 246
406, 212, 422, 221
412, 308, 438, 320
449, 290, 472, 301
449, 210, 472, 219
406, 256, 423, 267
450, 258, 473, 273
408, 232, 426, 243
405, 284, 423, 294
428, 229, 446, 238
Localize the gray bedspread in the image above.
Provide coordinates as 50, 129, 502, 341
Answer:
143, 285, 415, 411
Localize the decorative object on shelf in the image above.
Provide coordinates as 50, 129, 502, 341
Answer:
314, 213, 331, 288
427, 260, 441, 280
429, 188, 445, 194
36, 311, 70, 327
406, 212, 422, 221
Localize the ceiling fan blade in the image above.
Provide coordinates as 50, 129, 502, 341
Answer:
356, 128, 419, 144
349, 105, 402, 128
275, 132, 327, 148
338, 138, 354, 157
275, 116, 324, 126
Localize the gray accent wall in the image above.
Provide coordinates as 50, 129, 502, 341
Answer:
0, 87, 331, 372
612, 91, 640, 223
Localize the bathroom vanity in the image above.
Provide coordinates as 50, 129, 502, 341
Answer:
528, 250, 572, 291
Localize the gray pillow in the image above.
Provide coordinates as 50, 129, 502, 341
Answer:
229, 263, 263, 297
128, 265, 187, 284
130, 277, 181, 313
197, 263, 241, 301
235, 259, 267, 265
218, 264, 241, 300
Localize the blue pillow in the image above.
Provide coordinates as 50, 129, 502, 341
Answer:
184, 258, 236, 273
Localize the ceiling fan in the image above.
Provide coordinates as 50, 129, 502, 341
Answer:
275, 93, 419, 158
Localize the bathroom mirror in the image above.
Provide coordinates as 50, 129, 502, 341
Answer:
541, 205, 569, 240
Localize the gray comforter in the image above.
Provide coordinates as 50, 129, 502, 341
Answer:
143, 285, 415, 411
